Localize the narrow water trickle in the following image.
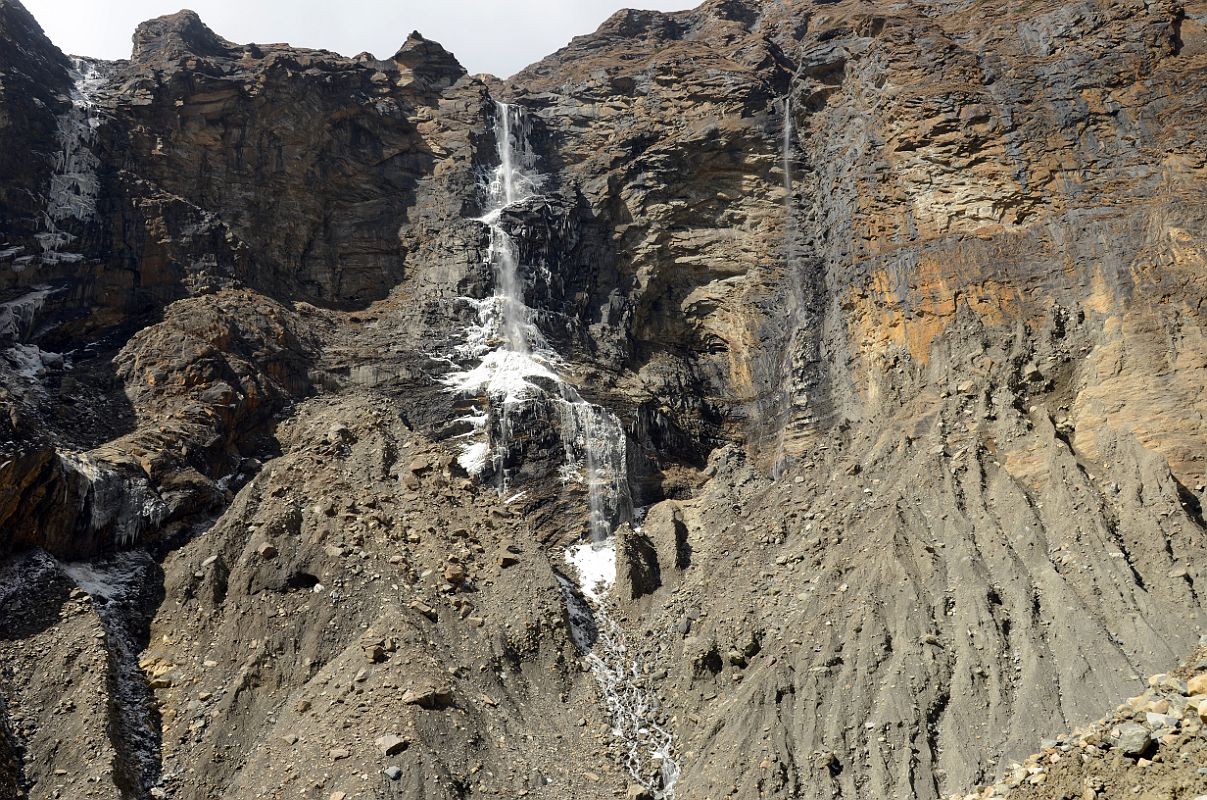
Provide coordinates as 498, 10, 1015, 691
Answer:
770, 91, 800, 481
440, 100, 678, 797
782, 94, 793, 198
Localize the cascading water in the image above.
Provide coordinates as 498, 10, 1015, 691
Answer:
582, 610, 681, 796
442, 100, 630, 533
441, 101, 678, 796
563, 537, 681, 798
37, 57, 104, 265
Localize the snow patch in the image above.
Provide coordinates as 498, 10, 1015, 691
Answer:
565, 539, 616, 602
442, 346, 560, 405
61, 553, 147, 603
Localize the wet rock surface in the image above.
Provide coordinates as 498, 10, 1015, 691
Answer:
1, 0, 1207, 798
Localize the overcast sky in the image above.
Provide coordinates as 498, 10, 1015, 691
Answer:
21, 0, 697, 77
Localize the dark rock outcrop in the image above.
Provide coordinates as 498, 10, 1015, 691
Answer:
615, 524, 662, 600
0, 0, 70, 250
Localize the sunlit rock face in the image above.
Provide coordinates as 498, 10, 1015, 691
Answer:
2, 0, 1207, 798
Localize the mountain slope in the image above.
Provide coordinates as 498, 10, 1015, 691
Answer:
1, 0, 1206, 798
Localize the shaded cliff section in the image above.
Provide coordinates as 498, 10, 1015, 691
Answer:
2, 5, 474, 327
0, 0, 70, 252
0, 3, 490, 559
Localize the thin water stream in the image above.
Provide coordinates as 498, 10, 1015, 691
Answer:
770, 91, 802, 480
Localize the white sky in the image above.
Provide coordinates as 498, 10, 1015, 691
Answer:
20, 0, 698, 78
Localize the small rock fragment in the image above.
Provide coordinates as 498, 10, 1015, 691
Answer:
443, 562, 467, 584
401, 685, 454, 709
375, 734, 409, 757
409, 600, 438, 621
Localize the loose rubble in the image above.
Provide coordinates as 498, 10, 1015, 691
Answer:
952, 647, 1207, 800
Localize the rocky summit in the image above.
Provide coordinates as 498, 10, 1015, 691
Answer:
1, 0, 1207, 798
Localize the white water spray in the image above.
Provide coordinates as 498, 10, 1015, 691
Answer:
441, 101, 631, 535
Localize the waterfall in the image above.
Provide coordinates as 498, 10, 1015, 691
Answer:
38, 58, 104, 265
559, 402, 630, 542
441, 101, 631, 535
483, 101, 539, 355
440, 100, 676, 795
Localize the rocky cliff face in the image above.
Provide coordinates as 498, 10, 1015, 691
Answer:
2, 0, 1207, 798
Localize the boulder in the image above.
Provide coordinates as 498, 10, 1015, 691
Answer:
1114, 723, 1151, 756
1188, 673, 1207, 696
